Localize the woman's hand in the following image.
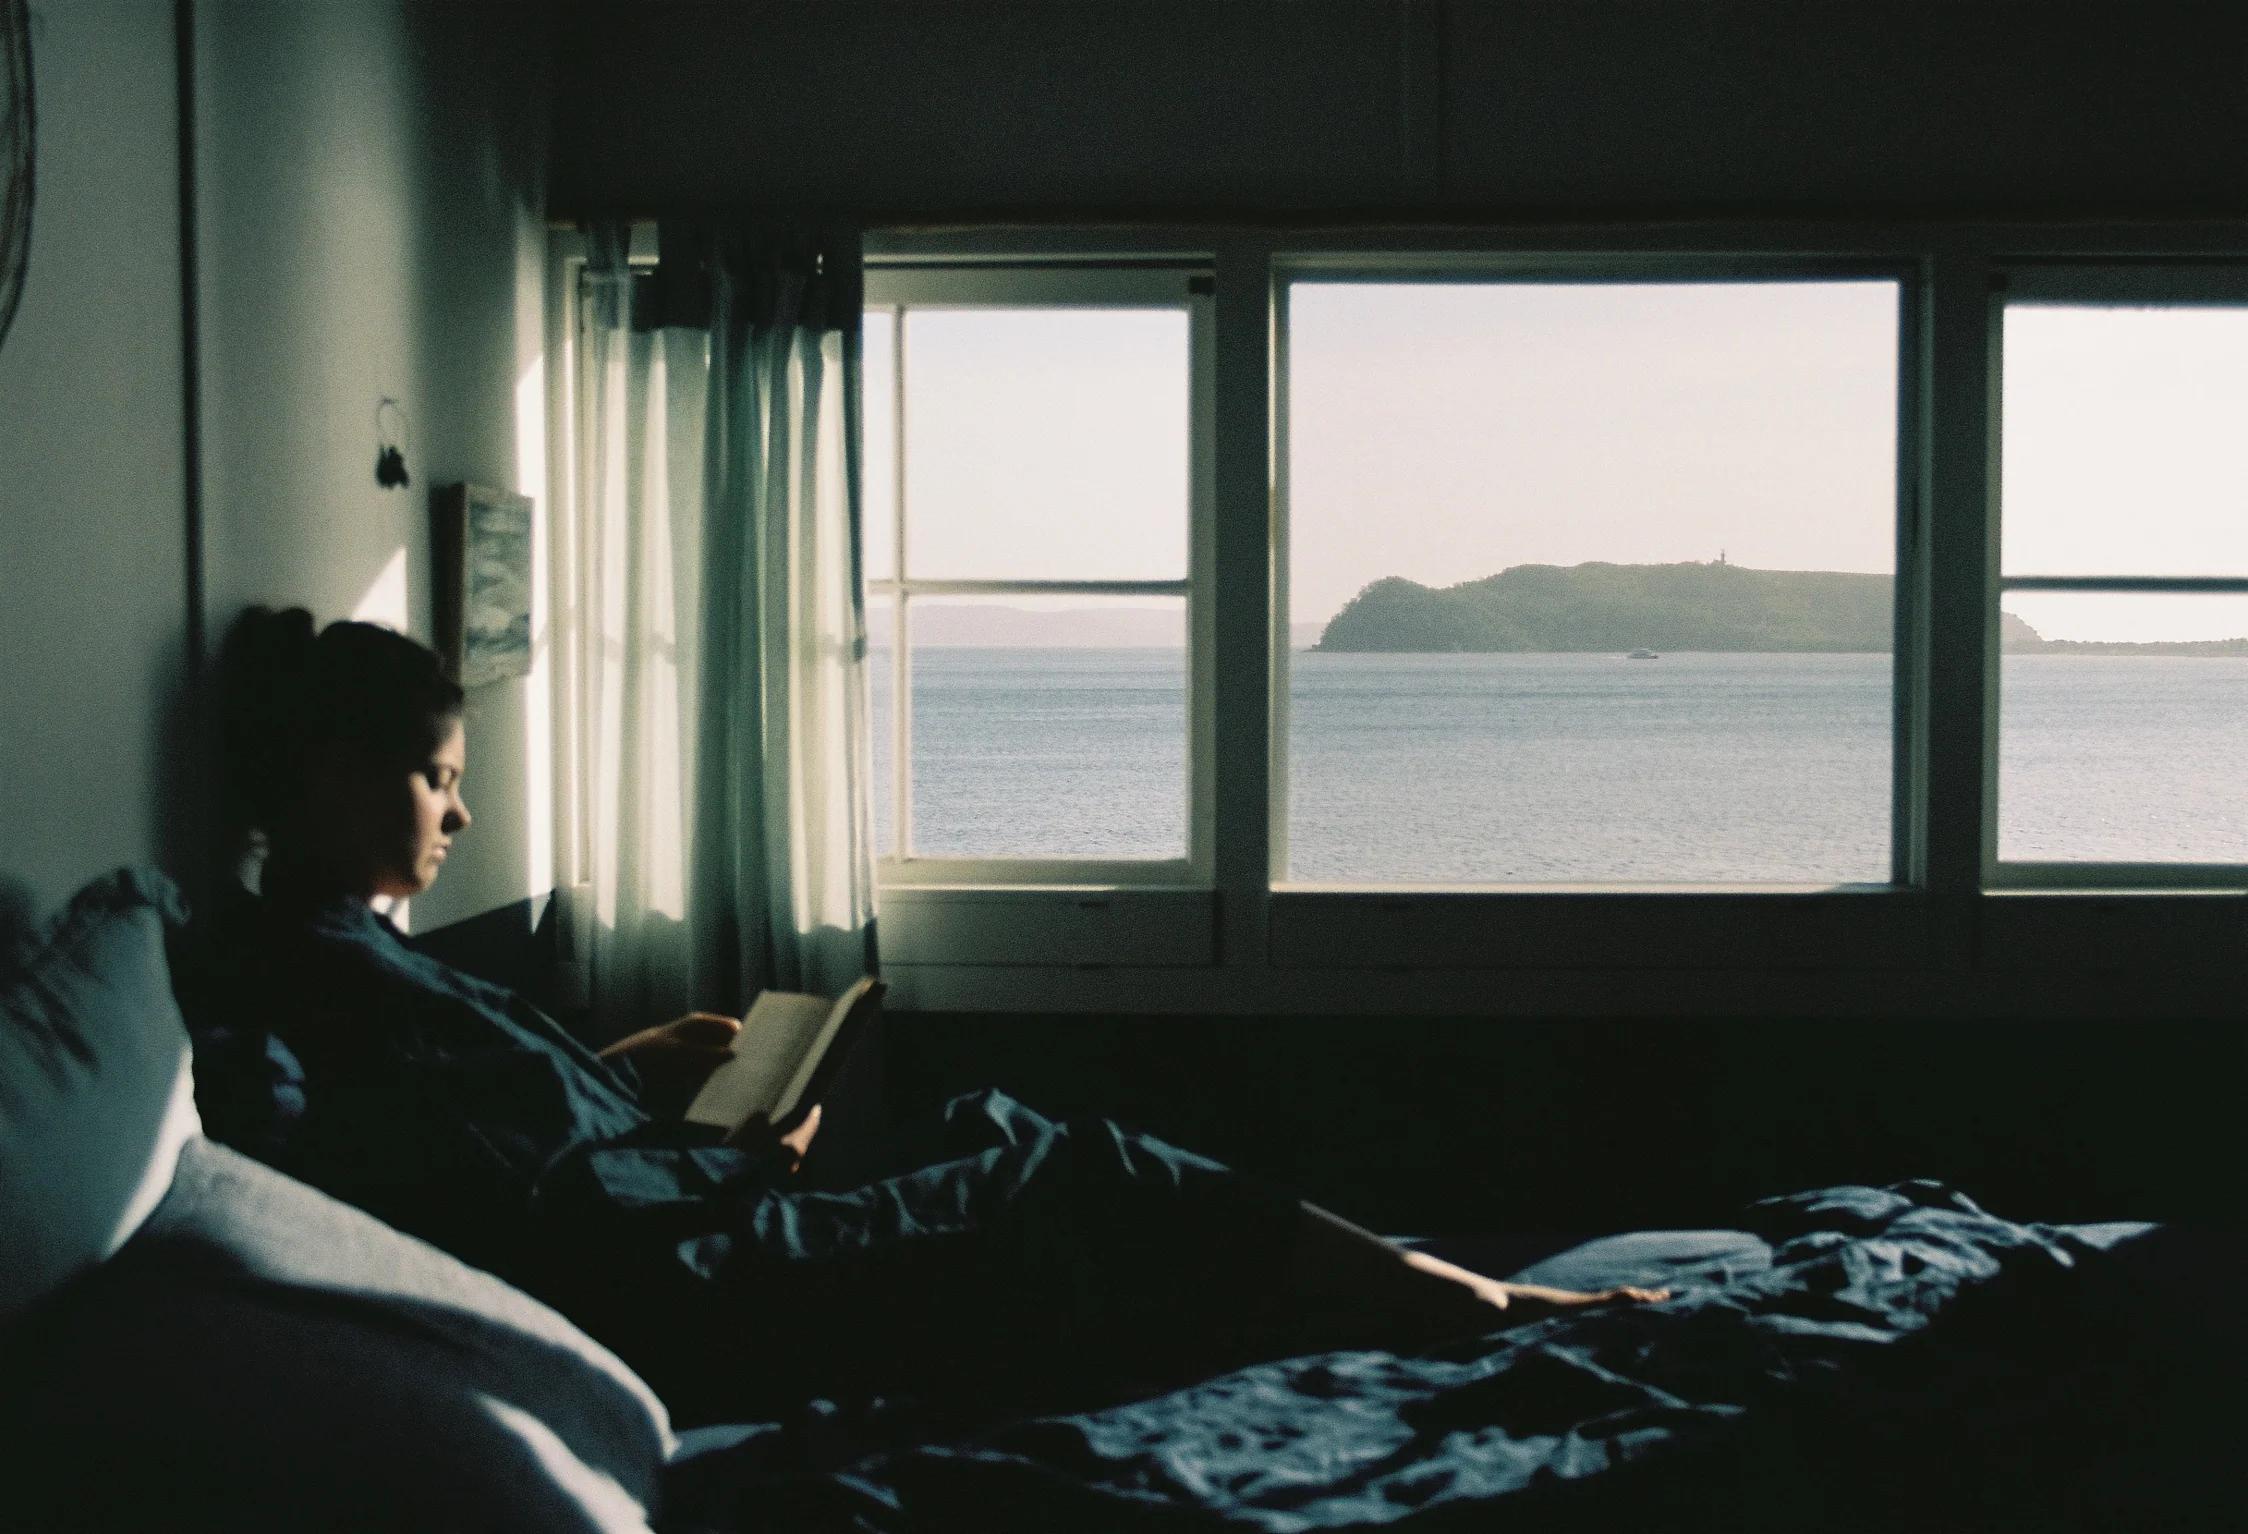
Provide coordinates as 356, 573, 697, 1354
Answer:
599, 1012, 741, 1114
755, 1103, 823, 1173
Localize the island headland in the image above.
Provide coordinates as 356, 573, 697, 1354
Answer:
1312, 562, 2248, 655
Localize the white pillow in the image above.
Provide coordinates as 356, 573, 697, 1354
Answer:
106, 1043, 203, 1253
2, 869, 681, 1530
0, 867, 200, 1317
2, 1137, 672, 1532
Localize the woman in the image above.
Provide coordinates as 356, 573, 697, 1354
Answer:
183, 607, 1662, 1424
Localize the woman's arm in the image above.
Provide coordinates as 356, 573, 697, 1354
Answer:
598, 1013, 741, 1115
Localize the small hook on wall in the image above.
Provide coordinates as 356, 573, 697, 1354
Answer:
375, 397, 412, 489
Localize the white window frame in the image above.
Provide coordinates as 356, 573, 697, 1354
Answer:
1985, 260, 2248, 892
862, 262, 1219, 890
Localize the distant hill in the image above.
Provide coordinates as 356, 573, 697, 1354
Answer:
1313, 562, 2246, 654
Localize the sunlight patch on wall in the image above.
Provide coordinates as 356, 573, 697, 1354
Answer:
516, 353, 548, 512
523, 639, 555, 904
352, 545, 410, 630
518, 352, 554, 902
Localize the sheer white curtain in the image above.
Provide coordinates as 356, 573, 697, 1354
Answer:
563, 226, 875, 1032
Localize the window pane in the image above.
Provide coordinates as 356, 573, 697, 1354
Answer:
901, 309, 1188, 581
1999, 593, 2248, 863
897, 597, 1186, 859
2001, 305, 2248, 577
861, 308, 898, 584
1284, 280, 1899, 884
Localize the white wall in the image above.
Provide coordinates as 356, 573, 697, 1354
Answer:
0, 0, 188, 916
194, 0, 551, 928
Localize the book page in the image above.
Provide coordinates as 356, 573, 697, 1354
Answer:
683, 990, 834, 1132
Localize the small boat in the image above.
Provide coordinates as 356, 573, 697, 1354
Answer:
1626, 648, 1660, 660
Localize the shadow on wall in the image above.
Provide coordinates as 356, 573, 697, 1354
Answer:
149, 631, 205, 907
0, 871, 38, 934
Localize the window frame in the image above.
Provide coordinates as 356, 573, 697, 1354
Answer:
861, 261, 1219, 890
1985, 261, 2248, 891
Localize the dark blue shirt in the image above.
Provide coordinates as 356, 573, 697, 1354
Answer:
178, 889, 1305, 1421
178, 889, 760, 1289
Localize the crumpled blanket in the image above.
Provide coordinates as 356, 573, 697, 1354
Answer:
661, 1182, 2216, 1533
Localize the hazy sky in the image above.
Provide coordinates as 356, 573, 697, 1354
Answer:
1286, 281, 1899, 623
864, 286, 2247, 644
2002, 304, 2248, 642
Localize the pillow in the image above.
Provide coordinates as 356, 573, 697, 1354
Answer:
0, 866, 201, 1318
1, 1136, 674, 1533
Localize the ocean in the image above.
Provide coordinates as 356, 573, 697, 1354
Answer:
870, 649, 2248, 877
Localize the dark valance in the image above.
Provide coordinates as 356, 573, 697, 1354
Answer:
585, 222, 861, 337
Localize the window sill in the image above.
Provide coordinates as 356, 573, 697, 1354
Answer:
1266, 886, 1932, 971
876, 886, 1216, 967
869, 884, 2248, 1012
1979, 888, 2248, 972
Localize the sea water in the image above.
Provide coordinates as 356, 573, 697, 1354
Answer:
870, 650, 2248, 878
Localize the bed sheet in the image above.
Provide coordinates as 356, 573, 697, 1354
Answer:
660, 1186, 2208, 1533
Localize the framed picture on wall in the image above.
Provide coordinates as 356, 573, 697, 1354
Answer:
434, 482, 534, 687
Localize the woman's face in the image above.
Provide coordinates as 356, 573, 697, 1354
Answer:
355, 716, 472, 900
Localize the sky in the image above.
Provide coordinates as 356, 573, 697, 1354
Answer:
864, 286, 2248, 645
2001, 304, 2248, 642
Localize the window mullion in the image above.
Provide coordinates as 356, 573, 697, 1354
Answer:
1211, 241, 1277, 956
2001, 576, 2248, 594
886, 579, 1191, 599
1893, 264, 1929, 890
1923, 249, 2001, 913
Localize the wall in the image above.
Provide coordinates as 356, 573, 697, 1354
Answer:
194, 0, 552, 929
0, 0, 188, 916
551, 0, 2248, 220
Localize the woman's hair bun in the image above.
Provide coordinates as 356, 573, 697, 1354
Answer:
217, 606, 322, 830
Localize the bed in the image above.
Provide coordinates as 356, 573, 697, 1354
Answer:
4, 869, 2228, 1532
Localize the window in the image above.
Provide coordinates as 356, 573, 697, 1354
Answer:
1277, 272, 1904, 886
779, 232, 2248, 1005
862, 267, 1214, 884
1994, 268, 2248, 883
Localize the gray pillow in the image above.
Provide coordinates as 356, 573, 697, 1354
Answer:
0, 866, 200, 1318
3, 1137, 675, 1532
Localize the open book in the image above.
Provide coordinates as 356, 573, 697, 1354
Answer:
683, 976, 883, 1139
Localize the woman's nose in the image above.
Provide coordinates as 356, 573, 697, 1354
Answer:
448, 795, 472, 832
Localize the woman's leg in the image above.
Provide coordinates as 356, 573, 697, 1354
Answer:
1286, 1203, 1668, 1352
664, 1099, 1665, 1417
677, 1105, 1306, 1413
